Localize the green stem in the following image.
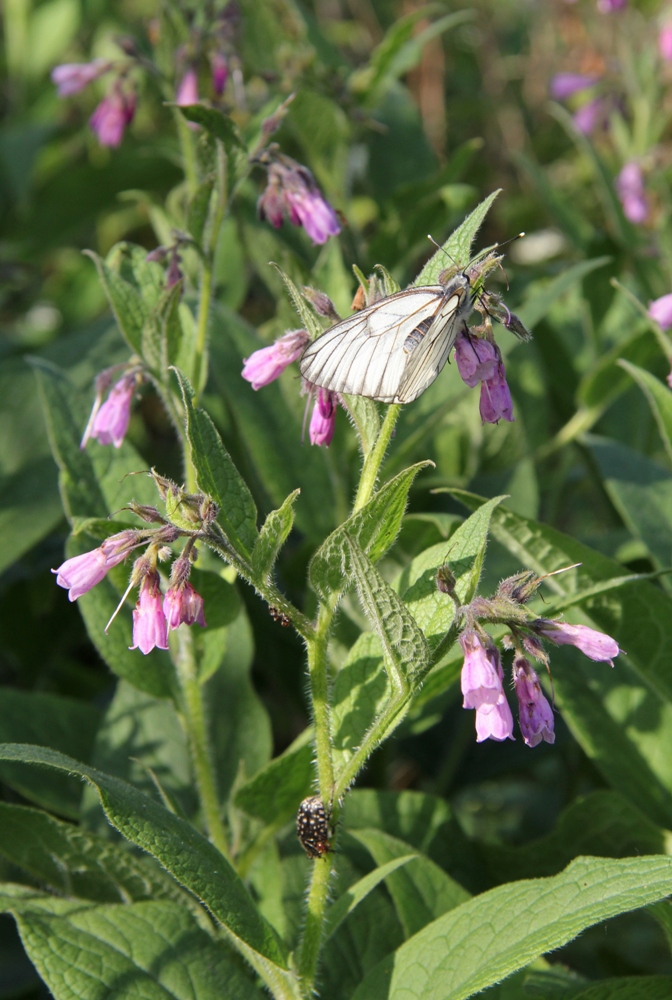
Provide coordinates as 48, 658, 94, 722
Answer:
308, 602, 336, 801
297, 852, 333, 997
174, 628, 230, 860
333, 690, 410, 804
175, 113, 199, 196
193, 260, 212, 400
352, 403, 401, 511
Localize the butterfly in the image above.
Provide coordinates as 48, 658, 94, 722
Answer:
298, 268, 479, 405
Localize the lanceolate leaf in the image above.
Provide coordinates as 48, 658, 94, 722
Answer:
351, 855, 672, 1000
83, 244, 164, 355
414, 190, 501, 284
270, 263, 324, 341
310, 462, 433, 600
234, 729, 314, 826
252, 489, 300, 580
176, 104, 247, 152
174, 368, 258, 559
142, 282, 184, 379
324, 855, 418, 941
619, 359, 672, 465
0, 744, 288, 969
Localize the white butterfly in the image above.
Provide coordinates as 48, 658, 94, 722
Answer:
298, 272, 474, 404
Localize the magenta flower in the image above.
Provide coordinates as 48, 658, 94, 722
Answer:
536, 620, 620, 666
454, 331, 499, 387
176, 68, 199, 106
258, 153, 341, 245
616, 162, 649, 225
309, 389, 338, 447
90, 84, 136, 147
284, 188, 341, 245
242, 330, 311, 390
163, 581, 206, 629
131, 573, 168, 654
648, 294, 672, 331
513, 656, 555, 747
550, 73, 600, 101
88, 373, 137, 448
460, 630, 514, 742
660, 25, 672, 62
52, 530, 138, 601
51, 59, 111, 97
211, 52, 228, 95
573, 97, 607, 135
479, 364, 514, 424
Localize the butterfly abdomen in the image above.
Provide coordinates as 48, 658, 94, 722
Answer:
403, 317, 433, 354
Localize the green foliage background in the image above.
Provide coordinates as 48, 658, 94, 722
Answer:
2, 0, 672, 997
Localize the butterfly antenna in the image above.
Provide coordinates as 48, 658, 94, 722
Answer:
427, 235, 459, 269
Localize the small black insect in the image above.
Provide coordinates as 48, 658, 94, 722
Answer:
297, 795, 332, 859
269, 606, 291, 627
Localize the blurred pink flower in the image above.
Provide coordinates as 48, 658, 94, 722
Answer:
573, 96, 607, 135
242, 330, 311, 389
131, 573, 168, 654
550, 73, 599, 100
648, 294, 672, 331
660, 25, 672, 61
88, 373, 137, 448
616, 162, 649, 225
52, 59, 111, 96
176, 68, 199, 106
53, 530, 138, 601
90, 84, 136, 147
163, 581, 206, 629
258, 153, 341, 245
513, 656, 555, 747
536, 620, 620, 666
309, 388, 338, 447
597, 0, 627, 10
211, 52, 228, 95
460, 630, 514, 742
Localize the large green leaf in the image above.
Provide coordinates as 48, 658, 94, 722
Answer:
331, 632, 389, 775
0, 457, 62, 574
351, 856, 672, 1000
414, 190, 500, 284
324, 855, 419, 941
252, 489, 300, 581
0, 744, 288, 969
234, 729, 314, 827
619, 359, 672, 465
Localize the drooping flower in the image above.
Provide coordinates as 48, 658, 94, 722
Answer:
89, 83, 136, 147
550, 73, 600, 101
52, 530, 139, 601
536, 619, 620, 666
648, 294, 672, 331
454, 332, 513, 424
616, 162, 649, 225
257, 152, 341, 245
309, 388, 338, 447
131, 572, 168, 654
460, 630, 514, 742
51, 59, 111, 97
176, 67, 199, 106
573, 96, 607, 135
242, 330, 311, 389
513, 655, 555, 747
210, 52, 228, 95
87, 373, 138, 448
479, 363, 514, 424
164, 581, 206, 629
660, 25, 672, 62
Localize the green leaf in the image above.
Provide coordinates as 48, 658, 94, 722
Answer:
174, 368, 258, 559
142, 283, 184, 379
3, 898, 264, 1000
176, 104, 247, 152
270, 263, 324, 341
569, 978, 672, 1000
347, 540, 430, 687
0, 802, 188, 905
517, 257, 611, 329
414, 190, 500, 284
83, 245, 163, 355
310, 463, 432, 600
188, 175, 215, 246
331, 632, 389, 775
234, 729, 314, 826
0, 689, 100, 819
324, 855, 419, 941
340, 395, 381, 458
252, 489, 300, 581
577, 328, 661, 411
349, 828, 470, 938
352, 856, 672, 1000
0, 743, 288, 969
0, 457, 62, 575
619, 359, 672, 466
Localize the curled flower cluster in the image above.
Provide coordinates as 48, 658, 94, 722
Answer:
454, 330, 513, 425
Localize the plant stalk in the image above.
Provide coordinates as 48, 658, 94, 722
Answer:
352, 403, 401, 511
297, 853, 333, 997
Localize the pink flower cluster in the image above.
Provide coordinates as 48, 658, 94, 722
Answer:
454, 330, 514, 424
257, 152, 341, 245
616, 162, 649, 226
51, 58, 137, 148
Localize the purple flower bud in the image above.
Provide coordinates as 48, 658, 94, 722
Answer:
51, 59, 111, 97
648, 295, 672, 331
660, 25, 672, 62
460, 630, 514, 742
89, 373, 137, 448
550, 73, 600, 101
309, 389, 338, 447
89, 84, 136, 148
513, 656, 555, 747
210, 52, 228, 95
131, 573, 168, 654
163, 581, 206, 629
145, 246, 168, 263
242, 330, 311, 390
479, 363, 514, 424
597, 0, 627, 11
537, 619, 620, 666
52, 530, 137, 600
454, 331, 499, 388
166, 251, 183, 289
616, 162, 649, 225
573, 97, 606, 135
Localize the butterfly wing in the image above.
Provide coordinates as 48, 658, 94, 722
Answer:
299, 287, 444, 403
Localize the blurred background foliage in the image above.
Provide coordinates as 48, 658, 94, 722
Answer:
4, 0, 672, 992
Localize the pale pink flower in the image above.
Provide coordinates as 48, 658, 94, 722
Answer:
53, 530, 138, 600
513, 656, 555, 747
309, 389, 337, 447
163, 581, 206, 629
258, 153, 341, 245
648, 294, 672, 331
176, 68, 199, 106
550, 73, 600, 100
460, 630, 514, 742
284, 188, 341, 245
90, 84, 136, 147
660, 25, 672, 62
242, 330, 311, 389
131, 573, 168, 654
51, 59, 111, 97
536, 620, 620, 666
89, 373, 137, 448
573, 97, 607, 135
616, 162, 649, 225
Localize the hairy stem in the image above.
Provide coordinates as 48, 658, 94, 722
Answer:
297, 853, 332, 997
353, 403, 401, 511
308, 601, 336, 801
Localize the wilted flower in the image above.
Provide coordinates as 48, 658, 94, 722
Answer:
242, 330, 311, 389
513, 656, 555, 747
86, 372, 138, 448
52, 530, 139, 601
536, 619, 620, 667
131, 572, 168, 654
460, 630, 514, 742
164, 581, 206, 629
258, 151, 341, 245
573, 97, 607, 135
550, 73, 600, 101
210, 52, 228, 94
90, 83, 136, 147
648, 294, 672, 331
51, 59, 111, 97
660, 25, 672, 62
309, 388, 338, 447
616, 162, 649, 225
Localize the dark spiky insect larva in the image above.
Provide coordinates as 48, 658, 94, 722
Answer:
296, 795, 332, 858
